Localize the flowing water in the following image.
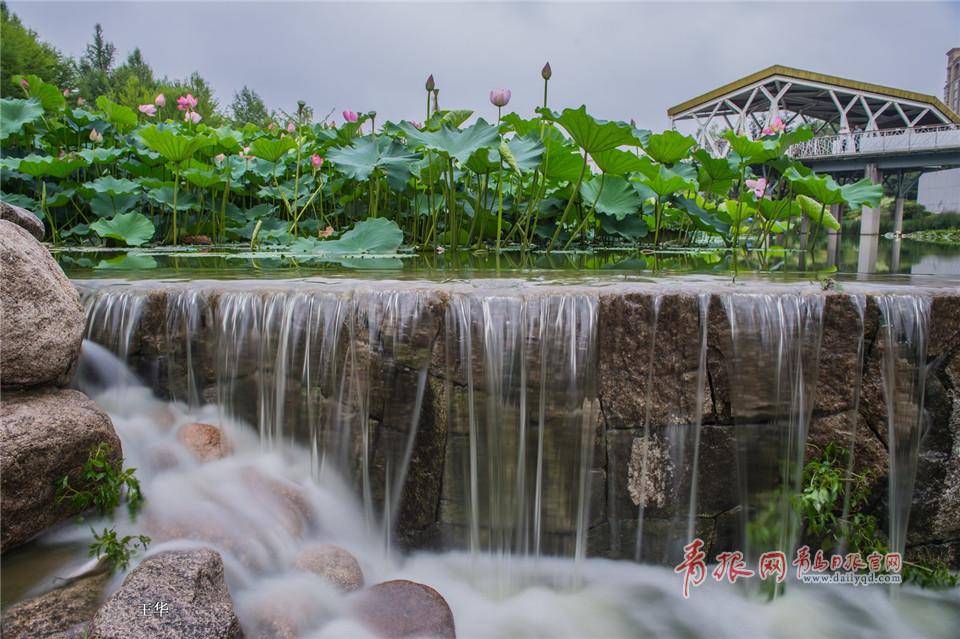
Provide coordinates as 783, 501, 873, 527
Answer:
4, 279, 959, 637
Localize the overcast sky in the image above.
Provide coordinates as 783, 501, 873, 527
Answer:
8, 0, 960, 132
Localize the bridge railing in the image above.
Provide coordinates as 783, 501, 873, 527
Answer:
789, 123, 960, 159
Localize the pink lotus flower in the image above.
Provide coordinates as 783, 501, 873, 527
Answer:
184, 111, 202, 124
63, 89, 70, 97
89, 129, 103, 144
138, 104, 157, 117
762, 116, 785, 136
311, 154, 323, 169
342, 110, 358, 123
287, 122, 296, 133
541, 62, 552, 81
20, 78, 28, 88
411, 121, 423, 129
745, 178, 768, 199
489, 88, 511, 108
268, 122, 275, 131
214, 153, 226, 164
177, 94, 198, 111
155, 93, 166, 107
77, 97, 84, 106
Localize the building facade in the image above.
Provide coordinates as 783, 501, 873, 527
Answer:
946, 48, 960, 115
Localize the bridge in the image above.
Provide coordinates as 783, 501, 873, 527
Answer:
667, 65, 960, 250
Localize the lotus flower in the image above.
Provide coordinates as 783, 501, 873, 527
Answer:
63, 89, 70, 97
411, 121, 423, 130
20, 78, 28, 88
541, 62, 552, 80
268, 122, 275, 131
89, 129, 103, 144
342, 110, 358, 123
214, 153, 226, 164
311, 154, 323, 169
138, 104, 157, 117
287, 122, 296, 133
184, 111, 202, 124
490, 88, 511, 108
762, 116, 785, 136
77, 97, 84, 106
425, 74, 435, 92
745, 178, 768, 199
155, 93, 165, 107
177, 94, 198, 111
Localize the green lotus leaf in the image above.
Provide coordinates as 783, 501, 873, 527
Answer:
501, 113, 541, 136
783, 168, 845, 205
641, 130, 696, 165
591, 148, 646, 175
674, 196, 732, 236
599, 211, 648, 241
78, 147, 125, 165
537, 105, 640, 153
840, 177, 883, 211
505, 134, 545, 173
634, 165, 697, 199
797, 194, 841, 230
439, 110, 474, 128
721, 198, 757, 224
1, 98, 45, 139
542, 144, 584, 183
758, 198, 801, 221
13, 75, 65, 111
146, 186, 199, 210
313, 217, 403, 254
398, 119, 500, 166
183, 167, 225, 189
327, 136, 420, 192
692, 149, 739, 196
248, 136, 297, 163
89, 193, 139, 217
87, 175, 141, 196
139, 125, 214, 164
579, 175, 642, 220
16, 153, 89, 178
95, 96, 137, 129
90, 212, 156, 246
95, 254, 158, 270
723, 131, 780, 166
0, 192, 38, 210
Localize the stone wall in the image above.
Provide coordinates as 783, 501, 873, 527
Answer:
76, 280, 960, 567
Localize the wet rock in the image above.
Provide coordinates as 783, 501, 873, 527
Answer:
292, 544, 364, 592
177, 422, 228, 463
0, 199, 44, 240
0, 220, 85, 389
0, 568, 110, 638
351, 579, 456, 639
1, 388, 120, 551
87, 548, 241, 639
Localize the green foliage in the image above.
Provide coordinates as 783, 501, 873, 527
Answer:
54, 442, 150, 574
90, 211, 156, 246
1, 3, 76, 95
771, 443, 958, 590
54, 442, 144, 519
89, 527, 151, 574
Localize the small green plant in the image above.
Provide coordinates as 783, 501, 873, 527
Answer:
54, 442, 150, 573
795, 443, 957, 589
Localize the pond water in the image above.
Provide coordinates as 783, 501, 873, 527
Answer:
53, 234, 960, 283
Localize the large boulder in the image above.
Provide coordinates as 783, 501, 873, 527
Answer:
292, 543, 364, 592
0, 200, 44, 240
351, 579, 456, 639
0, 388, 121, 551
1, 569, 110, 638
0, 220, 85, 388
86, 548, 241, 639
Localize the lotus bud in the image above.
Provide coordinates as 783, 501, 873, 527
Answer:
342, 110, 358, 123
20, 78, 28, 88
489, 88, 511, 108
287, 122, 296, 133
541, 62, 552, 80
77, 97, 84, 106
425, 74, 435, 92
155, 93, 165, 107
311, 154, 323, 169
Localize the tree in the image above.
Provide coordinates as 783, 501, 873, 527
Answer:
0, 1, 76, 95
110, 48, 157, 111
230, 85, 270, 128
78, 24, 116, 100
